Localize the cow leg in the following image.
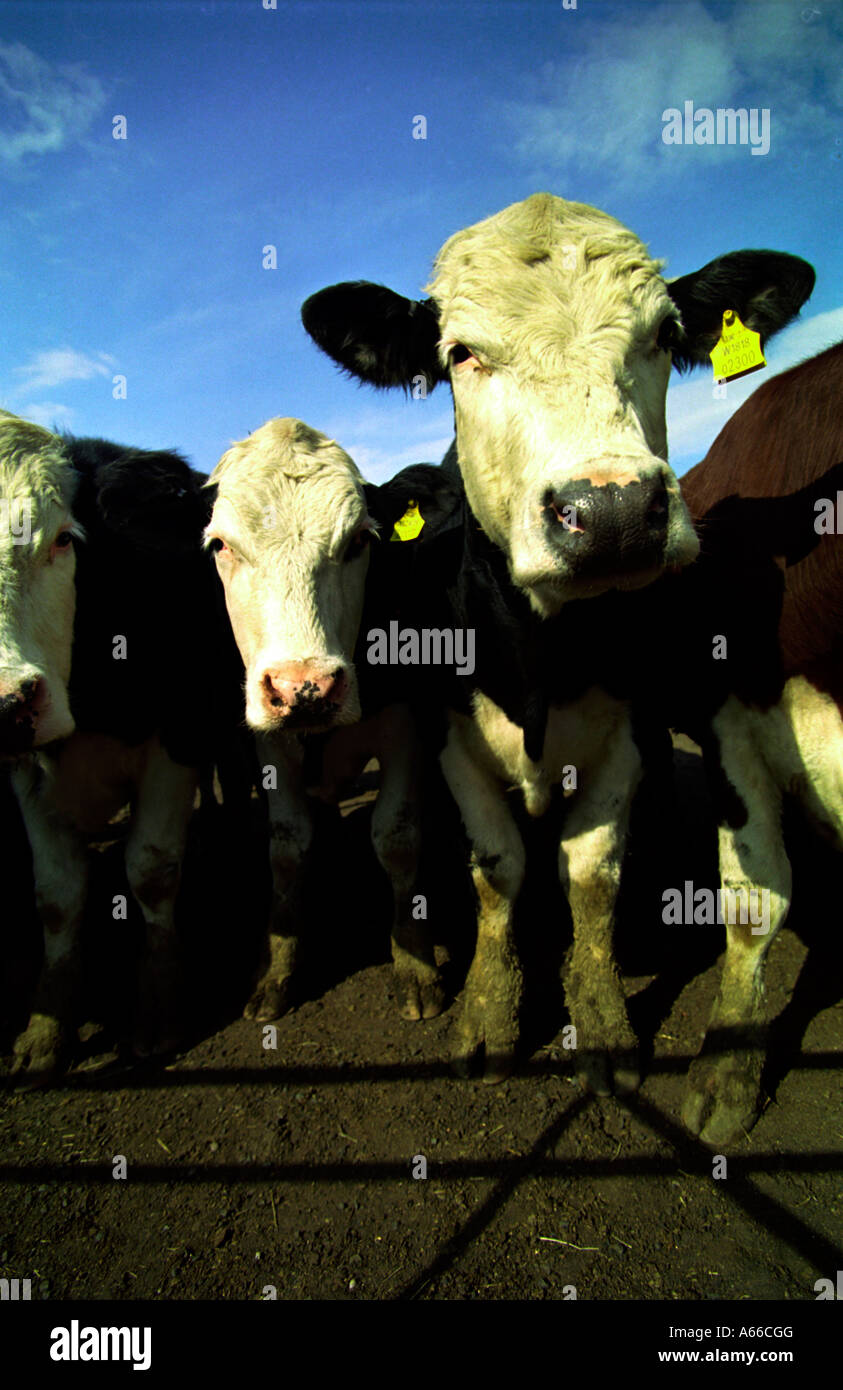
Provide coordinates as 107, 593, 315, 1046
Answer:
11, 761, 88, 1080
370, 705, 444, 1020
683, 714, 791, 1146
244, 732, 313, 1022
126, 741, 198, 1057
440, 723, 525, 1081
559, 717, 641, 1097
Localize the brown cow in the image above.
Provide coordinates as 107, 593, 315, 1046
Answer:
670, 340, 843, 1143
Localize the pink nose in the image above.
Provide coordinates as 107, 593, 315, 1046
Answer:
261, 663, 346, 715
0, 676, 48, 755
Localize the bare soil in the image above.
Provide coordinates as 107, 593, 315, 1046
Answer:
1, 741, 841, 1302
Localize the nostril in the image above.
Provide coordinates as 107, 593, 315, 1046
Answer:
646, 487, 669, 529
543, 492, 585, 534
261, 667, 347, 715
262, 673, 284, 707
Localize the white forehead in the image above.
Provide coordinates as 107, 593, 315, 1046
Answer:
0, 411, 76, 556
208, 417, 366, 546
427, 193, 674, 371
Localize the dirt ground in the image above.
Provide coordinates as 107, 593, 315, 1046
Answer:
1, 739, 841, 1303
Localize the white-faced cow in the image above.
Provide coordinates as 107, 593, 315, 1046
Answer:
0, 412, 230, 1078
654, 340, 843, 1144
300, 193, 815, 1112
204, 417, 443, 1024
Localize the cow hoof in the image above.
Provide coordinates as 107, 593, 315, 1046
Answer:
612, 1053, 640, 1095
452, 951, 522, 1080
132, 1024, 181, 1060
452, 1007, 517, 1082
134, 958, 182, 1059
452, 1045, 514, 1083
397, 969, 446, 1022
682, 1055, 762, 1147
576, 1045, 639, 1097
576, 1050, 614, 1097
244, 975, 295, 1022
11, 1013, 67, 1083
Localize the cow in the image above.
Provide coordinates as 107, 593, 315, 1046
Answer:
0, 412, 233, 1079
657, 340, 843, 1144
299, 192, 815, 1114
204, 417, 444, 1025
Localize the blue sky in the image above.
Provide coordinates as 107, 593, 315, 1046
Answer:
0, 0, 840, 481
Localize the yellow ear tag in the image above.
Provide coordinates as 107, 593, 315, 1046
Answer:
390, 499, 425, 542
710, 309, 766, 383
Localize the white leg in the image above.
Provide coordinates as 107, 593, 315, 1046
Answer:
125, 739, 198, 1056
243, 731, 313, 1021
559, 713, 642, 1096
683, 699, 791, 1145
11, 758, 89, 1079
440, 718, 526, 1081
370, 704, 444, 1020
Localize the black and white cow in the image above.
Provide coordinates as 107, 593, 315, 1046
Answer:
653, 341, 843, 1144
204, 417, 444, 1024
0, 412, 234, 1078
300, 193, 814, 1114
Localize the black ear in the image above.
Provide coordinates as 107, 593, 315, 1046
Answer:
301, 281, 447, 392
667, 251, 815, 373
368, 463, 463, 537
70, 443, 207, 554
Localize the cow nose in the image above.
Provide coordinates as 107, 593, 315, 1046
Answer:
260, 663, 348, 724
542, 474, 669, 573
0, 676, 45, 755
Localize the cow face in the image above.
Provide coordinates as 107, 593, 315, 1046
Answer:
302, 193, 815, 617
205, 418, 374, 733
0, 413, 82, 756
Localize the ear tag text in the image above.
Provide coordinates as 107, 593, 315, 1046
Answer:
710, 309, 766, 383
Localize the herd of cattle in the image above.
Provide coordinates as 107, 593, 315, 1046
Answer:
1, 193, 840, 1149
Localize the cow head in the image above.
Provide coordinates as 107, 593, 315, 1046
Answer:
0, 412, 82, 755
302, 193, 814, 616
205, 418, 375, 733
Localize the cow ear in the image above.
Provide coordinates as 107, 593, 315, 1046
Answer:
301, 281, 447, 392
369, 463, 463, 538
666, 251, 815, 373
96, 451, 207, 553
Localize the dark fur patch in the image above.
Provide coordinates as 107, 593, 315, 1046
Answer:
667, 249, 814, 373
62, 436, 242, 766
301, 282, 447, 392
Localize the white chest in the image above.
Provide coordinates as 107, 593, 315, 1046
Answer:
36, 733, 151, 834
453, 686, 629, 816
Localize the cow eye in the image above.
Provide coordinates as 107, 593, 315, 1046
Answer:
344, 525, 372, 562
656, 317, 681, 353
207, 536, 232, 558
49, 531, 75, 561
448, 342, 482, 371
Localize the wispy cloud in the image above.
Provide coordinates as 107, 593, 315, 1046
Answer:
500, 0, 843, 187
668, 305, 843, 471
348, 433, 456, 485
17, 401, 75, 431
312, 402, 455, 483
0, 41, 106, 164
11, 348, 116, 394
